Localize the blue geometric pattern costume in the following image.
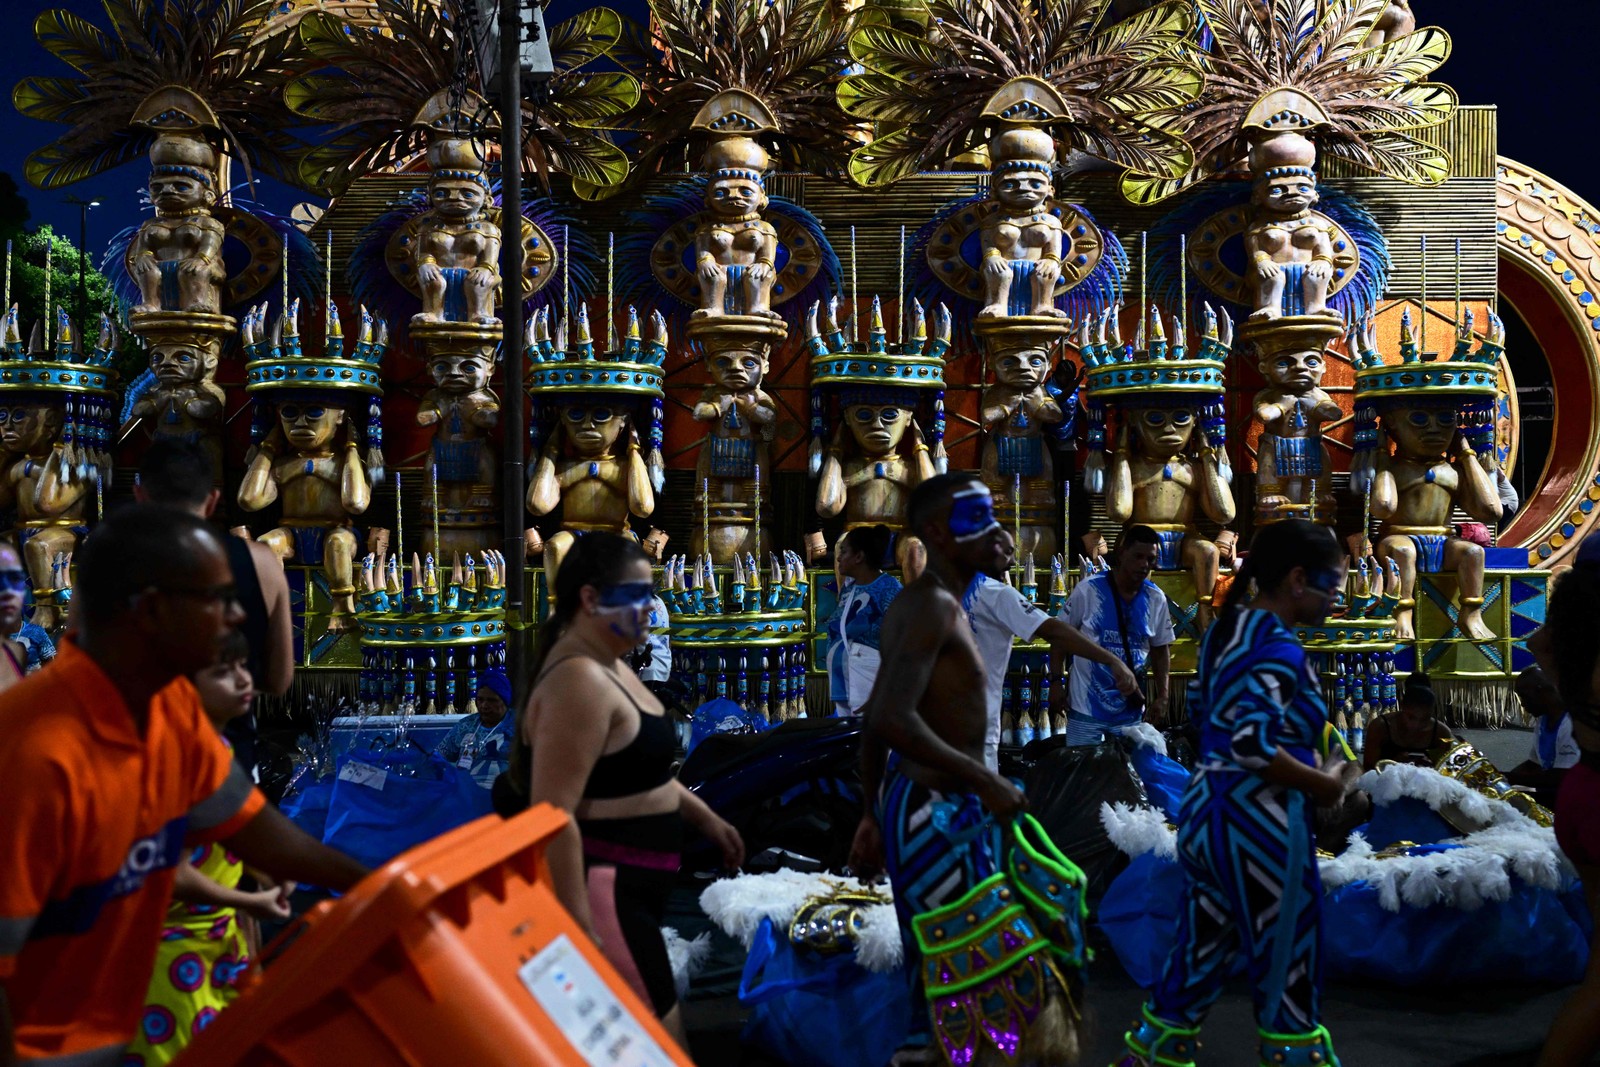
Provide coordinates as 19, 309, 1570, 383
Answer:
1120, 608, 1340, 1067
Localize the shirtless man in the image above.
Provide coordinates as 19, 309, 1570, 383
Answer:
851, 473, 1081, 1065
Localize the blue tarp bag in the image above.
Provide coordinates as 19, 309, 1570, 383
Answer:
322, 751, 493, 869
1128, 745, 1192, 821
688, 696, 772, 755
738, 917, 914, 1067
281, 778, 335, 843
1097, 852, 1196, 987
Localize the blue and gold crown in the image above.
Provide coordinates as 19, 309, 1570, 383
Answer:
1081, 303, 1231, 399
0, 306, 119, 484
524, 304, 668, 398
241, 299, 388, 395
805, 295, 950, 473
1351, 308, 1502, 401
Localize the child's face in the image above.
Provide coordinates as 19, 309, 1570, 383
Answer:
194, 658, 254, 724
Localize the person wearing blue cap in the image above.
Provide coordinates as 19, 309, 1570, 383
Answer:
435, 669, 515, 787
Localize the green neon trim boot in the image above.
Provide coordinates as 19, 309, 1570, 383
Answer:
1111, 1005, 1199, 1067
1258, 1024, 1340, 1067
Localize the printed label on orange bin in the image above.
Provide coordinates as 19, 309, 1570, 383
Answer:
519, 934, 677, 1067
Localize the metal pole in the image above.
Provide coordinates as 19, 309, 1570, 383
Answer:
499, 0, 528, 699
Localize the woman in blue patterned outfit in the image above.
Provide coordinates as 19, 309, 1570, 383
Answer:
1116, 520, 1353, 1067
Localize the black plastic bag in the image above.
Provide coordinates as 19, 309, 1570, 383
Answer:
1022, 738, 1152, 901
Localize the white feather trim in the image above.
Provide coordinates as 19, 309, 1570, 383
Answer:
1100, 801, 1177, 860
1317, 822, 1570, 912
1121, 722, 1169, 757
1356, 764, 1526, 831
660, 927, 713, 1000
698, 871, 903, 973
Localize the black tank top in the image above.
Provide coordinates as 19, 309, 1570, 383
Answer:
541, 656, 676, 800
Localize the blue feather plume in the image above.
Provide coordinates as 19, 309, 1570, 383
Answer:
1145, 180, 1389, 327
119, 368, 158, 425
908, 194, 1127, 359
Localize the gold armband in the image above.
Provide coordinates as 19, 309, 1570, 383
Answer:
984, 248, 1005, 261
1253, 251, 1273, 264
756, 257, 776, 268
912, 441, 930, 453
1312, 254, 1333, 265
1039, 253, 1061, 264
418, 255, 438, 266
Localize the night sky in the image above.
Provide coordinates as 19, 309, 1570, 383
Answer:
0, 0, 1586, 247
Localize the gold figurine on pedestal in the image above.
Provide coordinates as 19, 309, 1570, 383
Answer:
0, 308, 117, 631
691, 335, 777, 563
807, 296, 948, 575
979, 337, 1065, 562
1352, 311, 1506, 641
238, 299, 388, 633
1248, 318, 1344, 523
525, 304, 669, 588
1082, 304, 1235, 628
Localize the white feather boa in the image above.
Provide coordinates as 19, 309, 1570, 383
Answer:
1100, 766, 1575, 913
660, 927, 713, 1000
699, 871, 904, 972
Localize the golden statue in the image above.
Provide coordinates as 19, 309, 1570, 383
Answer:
808, 296, 948, 575
238, 300, 388, 633
979, 338, 1064, 561
979, 127, 1069, 321
1356, 312, 1506, 642
416, 327, 500, 556
410, 91, 503, 327
692, 333, 776, 563
525, 305, 668, 587
1241, 130, 1343, 322
693, 132, 781, 321
125, 89, 229, 315
1084, 305, 1236, 627
0, 308, 117, 631
122, 313, 233, 480
1248, 319, 1343, 523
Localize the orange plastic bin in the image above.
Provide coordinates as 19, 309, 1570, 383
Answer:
179, 804, 694, 1066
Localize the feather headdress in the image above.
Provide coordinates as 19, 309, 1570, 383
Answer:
609, 0, 859, 190
838, 0, 1201, 188
13, 0, 313, 190
284, 0, 640, 194
1121, 0, 1457, 204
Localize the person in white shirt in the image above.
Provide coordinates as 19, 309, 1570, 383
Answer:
1507, 665, 1580, 806
1054, 525, 1175, 746
969, 529, 1139, 769
636, 594, 673, 683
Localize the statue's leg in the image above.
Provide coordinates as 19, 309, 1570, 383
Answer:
418, 271, 446, 322
1376, 534, 1418, 639
1443, 538, 1495, 641
746, 269, 773, 319
1184, 536, 1220, 631
1304, 269, 1331, 317
980, 264, 1012, 319
24, 526, 76, 631
324, 527, 359, 633
694, 271, 729, 319
258, 528, 296, 564
1255, 450, 1289, 519
468, 272, 497, 324
544, 530, 576, 603
1250, 272, 1287, 321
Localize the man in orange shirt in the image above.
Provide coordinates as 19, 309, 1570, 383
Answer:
0, 505, 368, 1065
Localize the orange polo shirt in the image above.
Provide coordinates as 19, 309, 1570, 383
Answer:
0, 641, 266, 1064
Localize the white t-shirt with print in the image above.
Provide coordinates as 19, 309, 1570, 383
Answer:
966, 575, 1050, 770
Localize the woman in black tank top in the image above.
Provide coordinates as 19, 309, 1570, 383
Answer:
504, 533, 742, 1047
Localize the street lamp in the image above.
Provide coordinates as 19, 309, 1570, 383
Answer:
62, 196, 100, 339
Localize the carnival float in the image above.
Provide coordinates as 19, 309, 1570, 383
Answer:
8, 0, 1597, 1056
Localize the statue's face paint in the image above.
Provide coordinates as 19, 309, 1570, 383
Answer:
595, 580, 654, 643
949, 486, 1001, 543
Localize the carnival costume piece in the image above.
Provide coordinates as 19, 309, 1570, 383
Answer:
238, 299, 388, 633
0, 309, 117, 631
1351, 311, 1505, 642
1115, 607, 1340, 1067
1081, 304, 1236, 628
807, 298, 948, 574
883, 766, 1089, 1067
525, 305, 668, 588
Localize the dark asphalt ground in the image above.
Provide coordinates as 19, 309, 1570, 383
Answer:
679, 726, 1599, 1066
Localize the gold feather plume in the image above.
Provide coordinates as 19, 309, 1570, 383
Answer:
1121, 0, 1458, 203
838, 0, 1202, 188
284, 0, 641, 195
611, 0, 859, 190
13, 0, 313, 190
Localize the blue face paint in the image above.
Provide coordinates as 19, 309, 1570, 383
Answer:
597, 581, 655, 609
949, 486, 1001, 542
0, 569, 26, 593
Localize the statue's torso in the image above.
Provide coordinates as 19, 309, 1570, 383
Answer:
702, 219, 771, 265
136, 215, 222, 260
560, 452, 632, 525
842, 451, 911, 526
1251, 213, 1332, 263
984, 211, 1061, 260
419, 219, 499, 269
1130, 454, 1197, 524
274, 452, 352, 522
1388, 455, 1459, 527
